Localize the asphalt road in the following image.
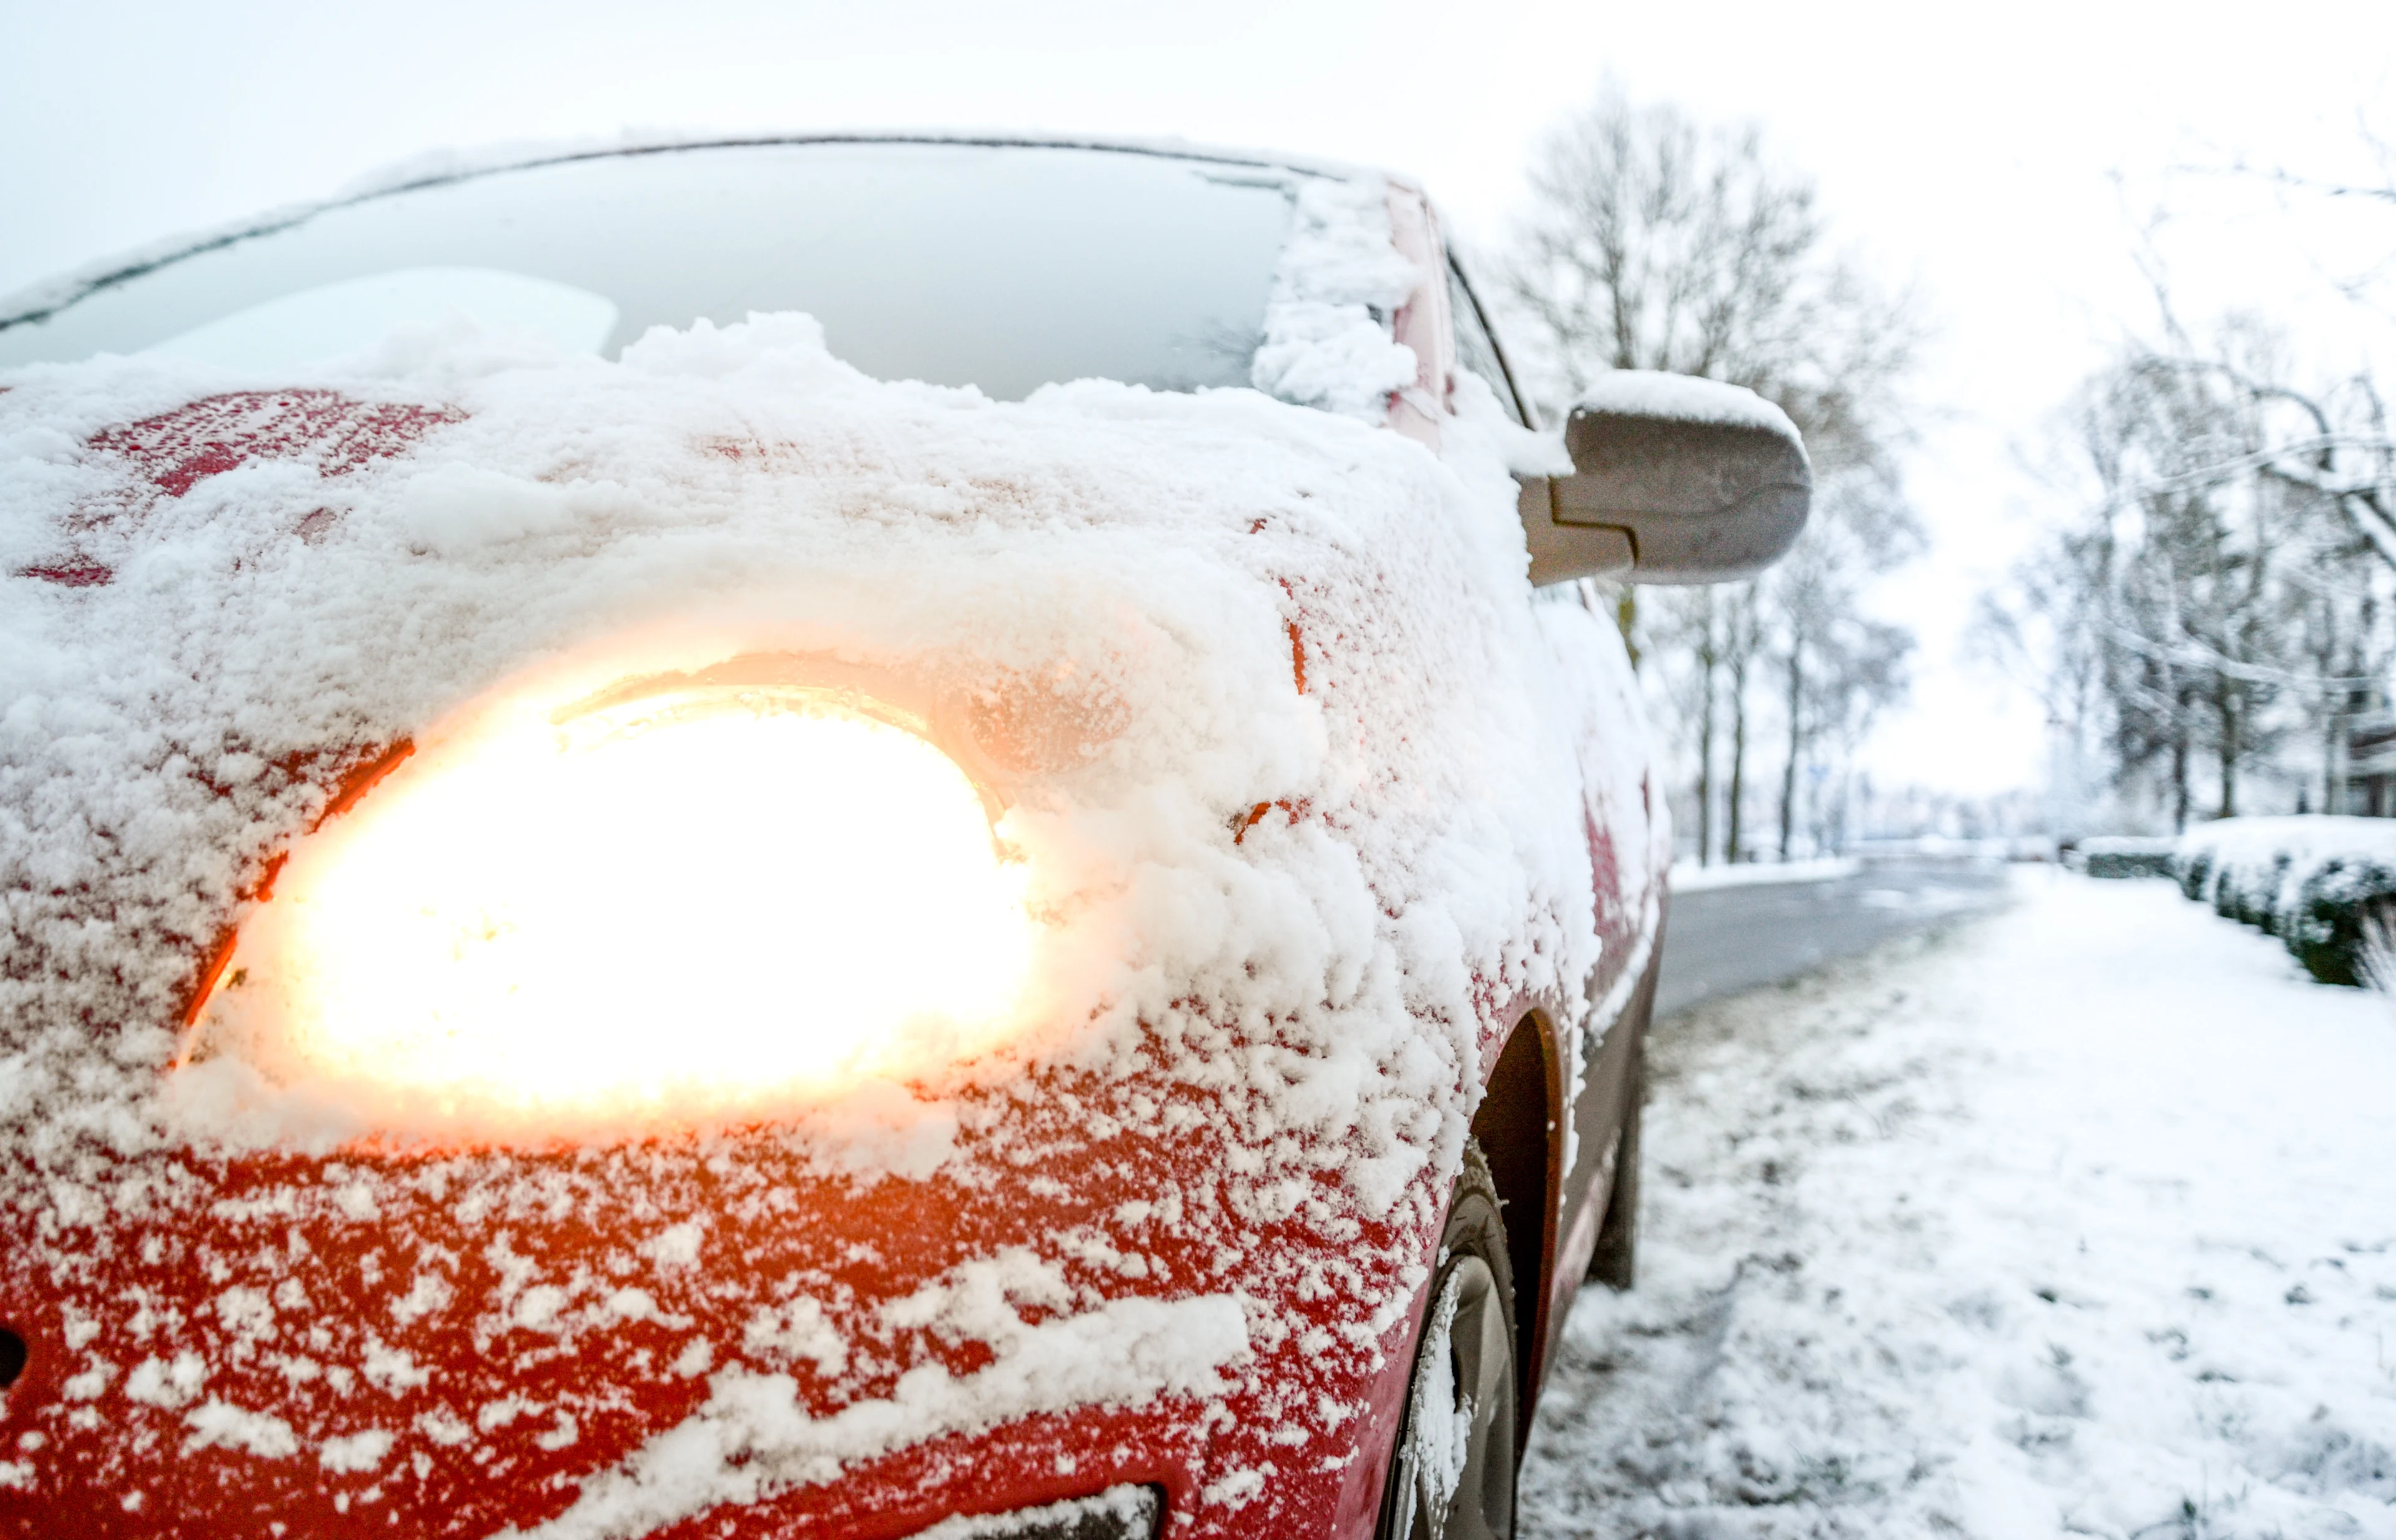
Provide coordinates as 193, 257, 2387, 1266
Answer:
1652, 857, 2015, 1020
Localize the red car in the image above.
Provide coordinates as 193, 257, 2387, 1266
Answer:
0, 136, 1808, 1539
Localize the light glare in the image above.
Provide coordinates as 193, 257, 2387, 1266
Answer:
198, 695, 1034, 1134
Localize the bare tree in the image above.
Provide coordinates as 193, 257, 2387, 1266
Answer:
1771, 556, 1915, 859
1644, 587, 1728, 862
1501, 87, 1926, 860
1722, 587, 1766, 863
2136, 127, 2396, 577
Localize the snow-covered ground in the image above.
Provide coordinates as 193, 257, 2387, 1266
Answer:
1522, 869, 2396, 1539
1668, 856, 1861, 892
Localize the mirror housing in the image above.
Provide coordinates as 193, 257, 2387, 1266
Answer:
1520, 372, 1811, 587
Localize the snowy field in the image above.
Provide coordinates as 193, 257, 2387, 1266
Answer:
1521, 870, 2396, 1539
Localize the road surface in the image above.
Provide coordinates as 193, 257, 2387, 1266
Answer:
1652, 856, 2014, 1020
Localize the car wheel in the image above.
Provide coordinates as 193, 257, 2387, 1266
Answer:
1376, 1142, 1518, 1540
1586, 1035, 1644, 1290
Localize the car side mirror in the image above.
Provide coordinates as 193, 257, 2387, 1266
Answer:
1519, 372, 1811, 587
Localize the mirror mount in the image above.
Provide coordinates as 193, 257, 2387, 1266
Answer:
1520, 477, 1632, 587
1519, 372, 1811, 587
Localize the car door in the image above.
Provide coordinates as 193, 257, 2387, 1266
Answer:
1438, 232, 1667, 1388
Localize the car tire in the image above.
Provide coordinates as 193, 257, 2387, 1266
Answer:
1375, 1141, 1518, 1540
1586, 1035, 1644, 1290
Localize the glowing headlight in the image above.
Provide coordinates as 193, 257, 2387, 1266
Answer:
193, 683, 1034, 1135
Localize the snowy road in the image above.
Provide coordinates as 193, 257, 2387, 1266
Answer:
1521, 870, 2396, 1539
1656, 857, 2014, 1019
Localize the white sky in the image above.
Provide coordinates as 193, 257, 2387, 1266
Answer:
6, 0, 2394, 799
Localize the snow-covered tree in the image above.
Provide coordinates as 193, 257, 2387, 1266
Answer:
1986, 325, 2393, 827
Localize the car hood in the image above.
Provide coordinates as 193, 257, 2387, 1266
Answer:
0, 315, 1628, 1535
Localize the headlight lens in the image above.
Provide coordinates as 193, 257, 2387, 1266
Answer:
193, 685, 1034, 1136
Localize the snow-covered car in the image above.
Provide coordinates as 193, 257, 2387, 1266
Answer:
0, 136, 1808, 1539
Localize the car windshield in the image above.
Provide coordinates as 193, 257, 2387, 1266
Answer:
0, 141, 1299, 399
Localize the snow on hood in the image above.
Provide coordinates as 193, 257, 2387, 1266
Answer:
2, 259, 1602, 1190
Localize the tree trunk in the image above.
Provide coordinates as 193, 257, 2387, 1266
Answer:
1777, 639, 1804, 862
2326, 699, 2342, 817
1727, 653, 1749, 862
2171, 688, 2192, 832
1695, 625, 1718, 866
2216, 685, 2239, 820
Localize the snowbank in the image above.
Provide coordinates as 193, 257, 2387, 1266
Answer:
2172, 816, 2396, 984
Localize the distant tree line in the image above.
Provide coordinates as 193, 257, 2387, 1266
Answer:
1494, 89, 1923, 862
1977, 138, 2396, 829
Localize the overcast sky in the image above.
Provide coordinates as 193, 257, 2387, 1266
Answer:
7, 0, 2394, 801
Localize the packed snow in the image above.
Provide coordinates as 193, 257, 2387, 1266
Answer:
1522, 869, 2396, 1538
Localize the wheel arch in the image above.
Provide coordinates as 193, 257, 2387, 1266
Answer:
1466, 1010, 1557, 1423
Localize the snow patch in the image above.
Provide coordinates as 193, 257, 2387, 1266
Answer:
318, 1428, 393, 1473
907, 1484, 1156, 1539
183, 1401, 300, 1460
742, 1295, 848, 1377
1393, 1268, 1470, 1537
642, 1222, 705, 1271
124, 1353, 207, 1409
1250, 177, 1421, 422
500, 1293, 1248, 1540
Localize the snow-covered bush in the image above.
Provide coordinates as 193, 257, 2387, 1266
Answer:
2171, 817, 2396, 985
2073, 836, 2174, 879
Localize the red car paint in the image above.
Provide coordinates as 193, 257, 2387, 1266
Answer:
16, 390, 464, 587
